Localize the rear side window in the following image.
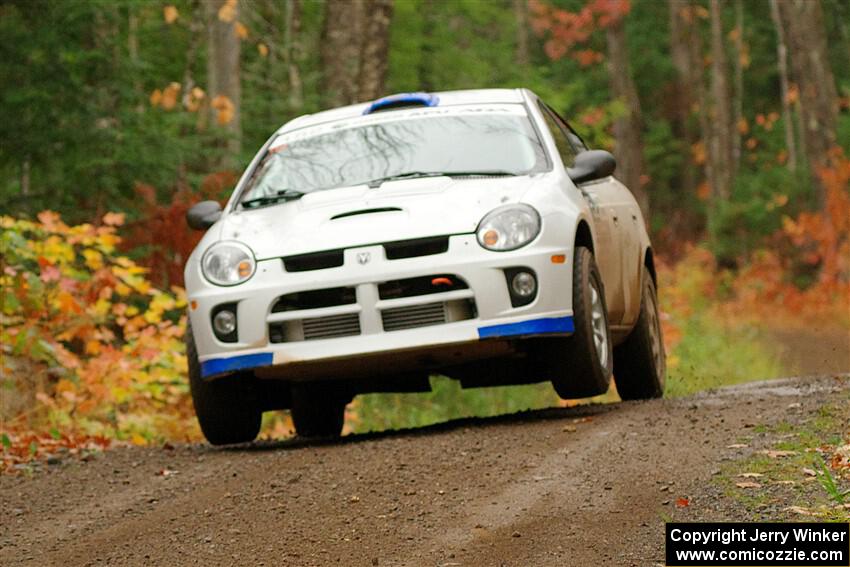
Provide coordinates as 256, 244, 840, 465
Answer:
538, 103, 578, 167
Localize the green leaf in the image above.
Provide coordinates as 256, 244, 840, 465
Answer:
1, 433, 11, 451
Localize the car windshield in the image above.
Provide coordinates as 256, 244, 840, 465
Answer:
238, 108, 548, 207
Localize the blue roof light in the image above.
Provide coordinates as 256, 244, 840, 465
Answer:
363, 92, 440, 114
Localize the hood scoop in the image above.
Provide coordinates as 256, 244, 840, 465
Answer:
331, 207, 403, 221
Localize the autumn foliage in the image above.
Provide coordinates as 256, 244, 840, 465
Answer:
121, 171, 235, 287
1, 213, 197, 471
529, 0, 630, 64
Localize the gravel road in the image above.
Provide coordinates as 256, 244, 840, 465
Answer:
2, 374, 847, 567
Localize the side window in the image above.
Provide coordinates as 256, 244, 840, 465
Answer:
564, 125, 588, 153
537, 103, 578, 167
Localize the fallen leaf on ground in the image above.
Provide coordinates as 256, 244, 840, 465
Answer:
562, 425, 577, 433
785, 506, 815, 516
801, 467, 817, 477
738, 472, 763, 478
727, 444, 748, 449
675, 497, 689, 507
735, 481, 762, 489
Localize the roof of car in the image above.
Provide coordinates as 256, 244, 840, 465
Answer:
277, 88, 530, 134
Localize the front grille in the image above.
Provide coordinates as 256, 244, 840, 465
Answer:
378, 274, 468, 300
271, 287, 356, 313
383, 236, 449, 260
381, 302, 447, 332
302, 313, 361, 340
269, 313, 361, 343
283, 249, 344, 272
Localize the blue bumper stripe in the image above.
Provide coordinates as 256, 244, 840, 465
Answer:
200, 352, 274, 378
477, 316, 574, 339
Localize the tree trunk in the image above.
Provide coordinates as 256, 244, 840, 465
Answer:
776, 0, 839, 208
205, 0, 242, 157
605, 16, 649, 219
284, 0, 304, 110
21, 159, 30, 197
731, 0, 744, 174
358, 0, 394, 101
708, 0, 733, 201
513, 0, 530, 70
667, 0, 700, 197
320, 0, 365, 107
769, 0, 798, 173
418, 0, 437, 92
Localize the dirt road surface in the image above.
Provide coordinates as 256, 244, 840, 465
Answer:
2, 374, 847, 567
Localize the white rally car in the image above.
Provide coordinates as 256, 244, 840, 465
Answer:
184, 89, 665, 444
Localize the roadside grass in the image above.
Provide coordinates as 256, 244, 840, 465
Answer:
349, 376, 562, 433
714, 397, 850, 522
664, 315, 785, 397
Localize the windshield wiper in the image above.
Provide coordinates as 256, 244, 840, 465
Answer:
241, 189, 306, 209
366, 170, 519, 188
366, 171, 446, 188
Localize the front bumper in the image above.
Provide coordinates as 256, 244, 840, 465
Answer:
187, 231, 575, 380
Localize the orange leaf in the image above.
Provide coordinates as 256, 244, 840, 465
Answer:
102, 212, 125, 227
211, 95, 235, 125
675, 497, 690, 507
163, 5, 179, 24
218, 0, 237, 23
234, 21, 248, 40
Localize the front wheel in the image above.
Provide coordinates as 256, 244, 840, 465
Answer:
290, 384, 348, 438
550, 246, 613, 399
613, 266, 666, 400
186, 324, 262, 445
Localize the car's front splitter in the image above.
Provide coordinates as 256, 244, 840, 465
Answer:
199, 314, 574, 379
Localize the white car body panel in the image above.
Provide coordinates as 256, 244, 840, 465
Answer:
185, 88, 652, 382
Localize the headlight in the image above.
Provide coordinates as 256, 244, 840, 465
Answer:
201, 241, 256, 286
476, 204, 541, 251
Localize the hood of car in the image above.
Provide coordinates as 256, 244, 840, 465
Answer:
218, 175, 541, 260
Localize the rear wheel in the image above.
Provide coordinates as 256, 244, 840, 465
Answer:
613, 266, 666, 399
550, 246, 613, 399
290, 384, 348, 438
186, 325, 262, 445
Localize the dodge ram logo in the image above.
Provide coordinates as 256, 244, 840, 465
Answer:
356, 252, 371, 265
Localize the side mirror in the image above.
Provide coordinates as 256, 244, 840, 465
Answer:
186, 200, 222, 230
567, 150, 616, 184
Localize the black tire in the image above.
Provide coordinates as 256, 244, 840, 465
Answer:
613, 266, 666, 400
550, 246, 614, 399
186, 324, 262, 445
290, 384, 347, 438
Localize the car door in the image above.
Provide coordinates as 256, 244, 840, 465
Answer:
537, 103, 626, 325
